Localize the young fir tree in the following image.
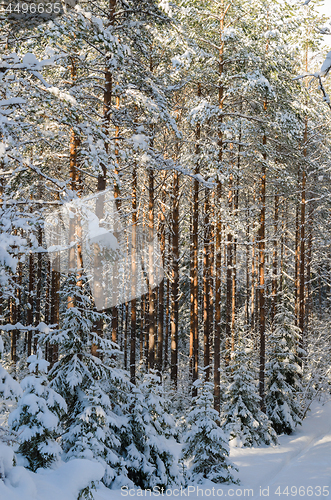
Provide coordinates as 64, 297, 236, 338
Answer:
120, 374, 181, 490
221, 336, 277, 447
140, 371, 176, 440
45, 273, 130, 487
266, 302, 303, 435
63, 378, 130, 488
181, 380, 237, 484
8, 350, 66, 472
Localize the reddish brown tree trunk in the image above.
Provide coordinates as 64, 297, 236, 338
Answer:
214, 182, 222, 414
148, 168, 155, 370
27, 241, 34, 357
214, 0, 225, 414
226, 175, 233, 360
295, 193, 300, 327
271, 193, 279, 324
190, 88, 200, 391
299, 119, 307, 350
171, 171, 179, 387
164, 230, 171, 369
156, 182, 166, 374
130, 167, 137, 384
203, 189, 211, 381
258, 133, 267, 412
34, 223, 43, 353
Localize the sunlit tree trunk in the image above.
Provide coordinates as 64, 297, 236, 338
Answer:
258, 131, 267, 413
190, 83, 200, 393
148, 168, 155, 370
171, 170, 179, 387
156, 181, 166, 374
271, 193, 279, 324
130, 166, 137, 384
214, 0, 225, 415
203, 188, 211, 381
299, 120, 307, 351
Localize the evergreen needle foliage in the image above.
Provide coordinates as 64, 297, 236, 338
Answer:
182, 380, 238, 484
120, 373, 181, 490
266, 303, 303, 435
221, 336, 278, 447
8, 351, 66, 471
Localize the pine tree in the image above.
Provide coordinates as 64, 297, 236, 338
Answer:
181, 380, 237, 484
63, 381, 129, 488
221, 336, 277, 447
266, 302, 303, 435
43, 273, 130, 486
120, 374, 181, 490
140, 371, 176, 440
8, 350, 66, 472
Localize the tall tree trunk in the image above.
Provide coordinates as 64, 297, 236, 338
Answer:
299, 119, 307, 351
123, 303, 128, 370
110, 5, 119, 346
140, 294, 144, 363
49, 191, 60, 368
68, 54, 79, 308
209, 191, 215, 361
251, 183, 256, 332
10, 259, 17, 365
203, 188, 211, 381
27, 232, 34, 357
245, 198, 250, 325
192, 173, 199, 393
0, 180, 2, 335
164, 230, 171, 369
214, 0, 225, 415
49, 265, 60, 367
44, 260, 51, 361
148, 168, 155, 370
34, 217, 43, 354
214, 181, 222, 414
190, 83, 200, 391
295, 191, 300, 327
156, 181, 166, 374
130, 166, 137, 384
271, 193, 279, 324
259, 131, 267, 413
170, 170, 179, 387
226, 174, 233, 360
232, 175, 238, 351
93, 0, 116, 354
280, 199, 287, 296
306, 200, 313, 323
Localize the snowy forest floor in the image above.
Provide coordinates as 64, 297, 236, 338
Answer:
2, 399, 331, 500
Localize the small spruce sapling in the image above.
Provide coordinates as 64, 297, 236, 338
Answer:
141, 371, 177, 440
120, 386, 156, 489
181, 380, 237, 484
46, 273, 131, 488
266, 303, 303, 435
63, 380, 128, 488
8, 350, 67, 471
120, 374, 181, 489
221, 336, 277, 447
140, 372, 181, 485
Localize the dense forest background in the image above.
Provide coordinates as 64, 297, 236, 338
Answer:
1, 0, 331, 493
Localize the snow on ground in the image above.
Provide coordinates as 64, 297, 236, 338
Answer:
1, 400, 331, 500
228, 400, 331, 499
99, 400, 331, 500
